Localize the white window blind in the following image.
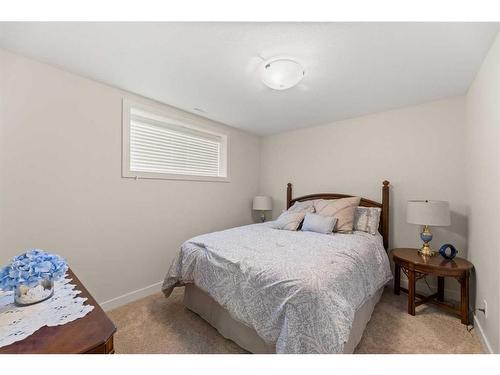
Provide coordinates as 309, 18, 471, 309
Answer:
123, 101, 228, 181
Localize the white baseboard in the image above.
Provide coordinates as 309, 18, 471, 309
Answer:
100, 281, 163, 311
473, 315, 494, 354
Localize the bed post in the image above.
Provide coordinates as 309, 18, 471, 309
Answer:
287, 183, 292, 209
382, 180, 390, 250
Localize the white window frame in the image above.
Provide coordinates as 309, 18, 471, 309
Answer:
122, 99, 229, 182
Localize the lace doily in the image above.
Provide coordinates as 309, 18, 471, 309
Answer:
0, 274, 94, 348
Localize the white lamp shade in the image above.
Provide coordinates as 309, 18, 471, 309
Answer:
407, 200, 451, 226
253, 196, 272, 211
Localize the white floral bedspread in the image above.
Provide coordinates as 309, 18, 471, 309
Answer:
162, 223, 392, 353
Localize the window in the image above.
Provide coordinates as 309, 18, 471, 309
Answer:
122, 100, 229, 181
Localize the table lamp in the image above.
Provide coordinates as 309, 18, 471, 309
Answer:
253, 196, 272, 222
407, 200, 451, 257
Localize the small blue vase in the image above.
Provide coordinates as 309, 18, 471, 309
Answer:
439, 244, 458, 260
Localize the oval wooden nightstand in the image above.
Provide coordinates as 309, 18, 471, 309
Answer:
390, 248, 473, 325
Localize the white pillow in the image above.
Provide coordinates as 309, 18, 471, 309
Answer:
272, 212, 306, 231
353, 207, 381, 235
302, 213, 337, 234
286, 201, 315, 214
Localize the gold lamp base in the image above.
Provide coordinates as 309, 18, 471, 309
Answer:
418, 244, 436, 257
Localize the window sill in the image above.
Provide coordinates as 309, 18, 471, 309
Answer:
122, 171, 230, 183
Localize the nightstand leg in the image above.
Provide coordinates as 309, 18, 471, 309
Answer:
437, 276, 445, 302
408, 269, 416, 315
460, 274, 470, 325
394, 264, 401, 295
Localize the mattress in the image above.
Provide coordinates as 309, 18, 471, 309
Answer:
183, 283, 384, 354
163, 223, 392, 353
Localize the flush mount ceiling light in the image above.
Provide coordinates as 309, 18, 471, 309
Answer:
260, 57, 305, 90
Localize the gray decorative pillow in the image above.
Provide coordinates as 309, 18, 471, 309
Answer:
286, 201, 315, 214
272, 212, 306, 231
301, 213, 337, 234
353, 207, 382, 235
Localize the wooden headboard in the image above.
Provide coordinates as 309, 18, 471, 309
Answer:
286, 180, 390, 250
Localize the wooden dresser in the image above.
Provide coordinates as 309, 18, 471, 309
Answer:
0, 269, 116, 354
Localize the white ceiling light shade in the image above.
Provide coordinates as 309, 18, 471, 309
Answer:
260, 57, 305, 90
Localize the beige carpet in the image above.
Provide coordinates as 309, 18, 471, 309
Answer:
107, 287, 483, 354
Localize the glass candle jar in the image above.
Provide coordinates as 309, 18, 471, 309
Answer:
15, 279, 54, 306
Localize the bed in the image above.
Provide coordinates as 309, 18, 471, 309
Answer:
162, 181, 392, 353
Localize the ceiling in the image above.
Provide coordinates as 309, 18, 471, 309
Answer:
0, 22, 499, 135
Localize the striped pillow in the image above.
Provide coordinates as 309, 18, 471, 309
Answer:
314, 197, 361, 233
272, 212, 306, 231
286, 201, 315, 214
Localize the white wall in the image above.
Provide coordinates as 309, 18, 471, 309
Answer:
0, 50, 261, 307
260, 97, 468, 296
465, 32, 500, 354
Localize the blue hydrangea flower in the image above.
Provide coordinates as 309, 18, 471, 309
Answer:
0, 249, 68, 291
